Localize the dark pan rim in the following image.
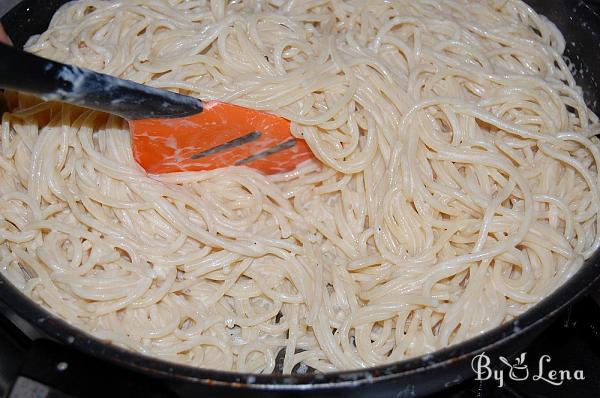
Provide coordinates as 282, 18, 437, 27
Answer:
1, 249, 599, 389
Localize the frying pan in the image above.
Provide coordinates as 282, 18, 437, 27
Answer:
1, 1, 600, 397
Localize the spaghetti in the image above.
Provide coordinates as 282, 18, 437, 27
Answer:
0, 0, 598, 373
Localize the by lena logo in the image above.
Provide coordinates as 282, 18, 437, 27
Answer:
471, 352, 585, 388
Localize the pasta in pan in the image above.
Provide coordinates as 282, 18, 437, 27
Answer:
0, 0, 598, 373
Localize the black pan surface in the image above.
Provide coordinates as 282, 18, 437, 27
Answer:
1, 1, 600, 397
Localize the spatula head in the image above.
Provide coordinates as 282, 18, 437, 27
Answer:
130, 100, 314, 175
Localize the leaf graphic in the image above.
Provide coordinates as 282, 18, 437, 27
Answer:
499, 356, 512, 367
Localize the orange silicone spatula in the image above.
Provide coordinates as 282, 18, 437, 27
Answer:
0, 43, 314, 175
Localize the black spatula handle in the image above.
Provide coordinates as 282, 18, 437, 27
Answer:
0, 43, 203, 120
